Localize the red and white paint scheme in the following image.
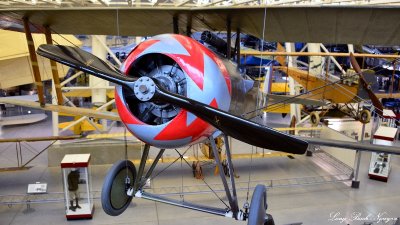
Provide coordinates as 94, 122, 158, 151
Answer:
115, 34, 232, 149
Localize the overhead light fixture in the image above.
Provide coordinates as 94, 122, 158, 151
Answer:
31, 0, 38, 4
196, 0, 210, 5
221, 0, 232, 5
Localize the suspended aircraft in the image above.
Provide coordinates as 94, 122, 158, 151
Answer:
257, 43, 386, 125
36, 33, 311, 225
237, 42, 390, 124
35, 33, 400, 225
2, 7, 400, 225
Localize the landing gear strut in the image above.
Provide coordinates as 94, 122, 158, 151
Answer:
101, 134, 274, 225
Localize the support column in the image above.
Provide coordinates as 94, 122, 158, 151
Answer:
285, 43, 301, 125
347, 44, 354, 54
91, 35, 109, 131
352, 123, 365, 189
348, 44, 354, 71
308, 43, 323, 78
135, 36, 142, 45
23, 17, 45, 107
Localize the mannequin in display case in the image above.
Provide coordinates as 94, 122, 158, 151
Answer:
68, 168, 81, 211
61, 154, 93, 219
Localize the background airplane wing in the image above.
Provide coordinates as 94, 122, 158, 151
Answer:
0, 98, 121, 121
0, 94, 39, 101
266, 94, 328, 106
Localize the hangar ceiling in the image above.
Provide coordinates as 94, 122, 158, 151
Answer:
0, 0, 399, 8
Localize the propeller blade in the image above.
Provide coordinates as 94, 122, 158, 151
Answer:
37, 44, 308, 154
153, 86, 308, 154
349, 53, 383, 116
37, 44, 136, 87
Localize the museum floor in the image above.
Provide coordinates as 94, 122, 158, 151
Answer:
0, 115, 400, 225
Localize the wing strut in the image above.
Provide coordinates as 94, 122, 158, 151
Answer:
44, 25, 63, 105
23, 17, 45, 107
209, 135, 240, 219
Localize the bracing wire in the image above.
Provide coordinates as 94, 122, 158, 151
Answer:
174, 148, 230, 209
180, 149, 184, 201
245, 6, 268, 204
150, 146, 191, 180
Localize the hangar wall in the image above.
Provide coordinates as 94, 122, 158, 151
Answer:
320, 121, 371, 168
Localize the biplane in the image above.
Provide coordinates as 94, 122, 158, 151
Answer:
35, 37, 400, 225
241, 42, 397, 125
274, 56, 382, 125
36, 33, 309, 225
2, 6, 400, 225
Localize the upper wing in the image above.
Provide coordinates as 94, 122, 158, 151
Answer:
1, 7, 400, 45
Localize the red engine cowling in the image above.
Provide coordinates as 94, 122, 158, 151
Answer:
115, 34, 232, 149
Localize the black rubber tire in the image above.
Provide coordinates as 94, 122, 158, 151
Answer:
310, 112, 320, 126
248, 184, 268, 225
101, 160, 137, 216
359, 109, 371, 124
265, 213, 275, 225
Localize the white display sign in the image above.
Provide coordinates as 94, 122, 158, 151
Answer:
27, 183, 47, 194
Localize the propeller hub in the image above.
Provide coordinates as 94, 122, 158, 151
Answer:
139, 85, 148, 94
133, 77, 156, 101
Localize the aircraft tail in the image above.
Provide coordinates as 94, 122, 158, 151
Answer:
276, 43, 286, 66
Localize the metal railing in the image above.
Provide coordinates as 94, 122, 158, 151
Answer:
0, 151, 352, 206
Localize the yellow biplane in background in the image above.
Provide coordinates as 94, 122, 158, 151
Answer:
242, 42, 398, 125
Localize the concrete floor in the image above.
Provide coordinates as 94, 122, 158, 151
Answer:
1, 114, 400, 225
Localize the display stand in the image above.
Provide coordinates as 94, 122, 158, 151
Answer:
368, 126, 397, 182
61, 154, 94, 220
24, 182, 48, 213
381, 109, 397, 127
